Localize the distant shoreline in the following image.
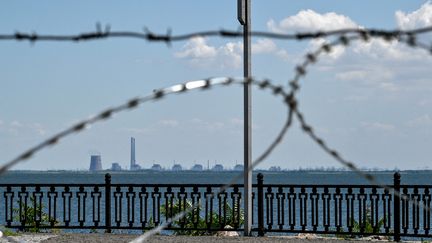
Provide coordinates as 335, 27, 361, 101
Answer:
5, 169, 431, 173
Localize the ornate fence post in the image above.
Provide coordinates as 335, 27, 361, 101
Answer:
105, 173, 112, 233
257, 173, 265, 236
393, 172, 401, 242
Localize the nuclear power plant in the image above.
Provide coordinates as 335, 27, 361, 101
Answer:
89, 137, 143, 171
89, 155, 102, 171
87, 142, 248, 171
87, 139, 241, 172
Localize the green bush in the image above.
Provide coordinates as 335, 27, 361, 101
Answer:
13, 197, 59, 233
160, 199, 244, 236
335, 206, 388, 239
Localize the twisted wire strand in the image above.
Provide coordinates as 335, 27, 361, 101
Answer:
1, 25, 432, 45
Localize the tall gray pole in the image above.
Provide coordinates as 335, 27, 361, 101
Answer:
237, 0, 252, 236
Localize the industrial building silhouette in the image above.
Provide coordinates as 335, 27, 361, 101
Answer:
89, 155, 102, 171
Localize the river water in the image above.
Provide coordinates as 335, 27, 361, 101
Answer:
0, 170, 430, 185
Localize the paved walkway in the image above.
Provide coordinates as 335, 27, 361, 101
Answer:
0, 234, 401, 243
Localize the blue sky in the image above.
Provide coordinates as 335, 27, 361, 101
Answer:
1, 1, 432, 170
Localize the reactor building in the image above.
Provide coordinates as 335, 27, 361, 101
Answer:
111, 163, 122, 171
89, 155, 103, 171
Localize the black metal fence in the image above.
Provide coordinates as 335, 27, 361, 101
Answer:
1, 174, 248, 233
1, 172, 431, 240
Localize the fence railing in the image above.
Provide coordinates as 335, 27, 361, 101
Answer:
1, 172, 431, 240
1, 174, 250, 233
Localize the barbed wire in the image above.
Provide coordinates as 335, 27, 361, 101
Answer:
1, 24, 432, 241
1, 24, 432, 46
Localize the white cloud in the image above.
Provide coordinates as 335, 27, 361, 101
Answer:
407, 114, 432, 127
252, 39, 277, 54
264, 6, 432, 94
361, 122, 396, 131
175, 37, 242, 69
218, 41, 243, 69
270, 7, 431, 63
267, 9, 358, 33
175, 37, 287, 69
278, 9, 427, 63
308, 38, 346, 60
330, 38, 430, 92
331, 38, 430, 92
396, 1, 432, 29
351, 38, 426, 61
267, 10, 359, 62
175, 37, 217, 59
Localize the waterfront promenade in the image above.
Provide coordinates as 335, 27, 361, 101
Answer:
1, 234, 396, 243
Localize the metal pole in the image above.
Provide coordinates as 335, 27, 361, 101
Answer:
393, 172, 401, 242
238, 0, 252, 236
257, 173, 265, 236
105, 173, 112, 233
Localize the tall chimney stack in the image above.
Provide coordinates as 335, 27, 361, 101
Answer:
130, 137, 136, 170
